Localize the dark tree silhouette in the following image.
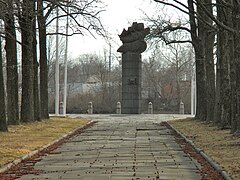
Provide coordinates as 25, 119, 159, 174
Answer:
0, 21, 8, 132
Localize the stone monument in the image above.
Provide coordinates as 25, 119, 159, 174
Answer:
117, 22, 150, 114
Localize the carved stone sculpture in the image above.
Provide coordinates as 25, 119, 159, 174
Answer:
118, 22, 149, 114
117, 22, 150, 53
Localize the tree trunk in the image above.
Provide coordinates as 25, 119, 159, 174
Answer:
205, 33, 215, 122
192, 0, 207, 121
216, 0, 232, 128
214, 35, 221, 125
204, 0, 215, 123
37, 0, 49, 119
218, 32, 231, 128
4, 10, 19, 125
0, 25, 8, 132
194, 45, 207, 121
20, 0, 34, 122
33, 1, 40, 121
232, 0, 240, 134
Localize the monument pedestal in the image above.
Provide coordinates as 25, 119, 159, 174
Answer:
122, 52, 142, 114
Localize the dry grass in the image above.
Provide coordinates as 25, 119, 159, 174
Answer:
0, 117, 90, 167
169, 118, 240, 180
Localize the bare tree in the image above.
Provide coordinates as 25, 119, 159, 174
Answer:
200, 0, 215, 123
19, 0, 35, 122
37, 0, 49, 119
0, 20, 8, 132
3, 0, 19, 125
33, 1, 40, 121
48, 52, 121, 114
143, 42, 193, 113
148, 0, 210, 120
37, 0, 106, 119
214, 0, 232, 128
151, 0, 240, 133
232, 0, 240, 134
163, 43, 193, 109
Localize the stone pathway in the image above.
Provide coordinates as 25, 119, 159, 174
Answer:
17, 114, 202, 180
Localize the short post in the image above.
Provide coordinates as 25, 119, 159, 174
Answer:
148, 102, 153, 114
59, 101, 63, 114
116, 101, 121, 114
180, 101, 184, 114
88, 101, 93, 114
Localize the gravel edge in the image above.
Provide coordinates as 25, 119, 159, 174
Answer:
166, 121, 232, 180
0, 120, 95, 174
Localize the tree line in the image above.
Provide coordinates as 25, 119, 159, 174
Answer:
0, 0, 105, 132
1, 0, 239, 135
150, 0, 240, 134
46, 47, 193, 114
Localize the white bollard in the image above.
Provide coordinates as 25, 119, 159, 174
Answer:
88, 101, 93, 114
180, 101, 184, 114
148, 102, 153, 114
116, 102, 121, 114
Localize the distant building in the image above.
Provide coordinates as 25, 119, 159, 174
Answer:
48, 75, 108, 95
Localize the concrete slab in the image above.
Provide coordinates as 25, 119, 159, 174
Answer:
16, 114, 203, 180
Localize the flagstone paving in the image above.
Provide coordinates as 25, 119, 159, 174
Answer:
17, 114, 203, 180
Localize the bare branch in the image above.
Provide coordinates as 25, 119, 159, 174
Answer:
166, 40, 193, 45
47, 32, 83, 36
194, 0, 235, 33
153, 0, 189, 15
44, 0, 106, 38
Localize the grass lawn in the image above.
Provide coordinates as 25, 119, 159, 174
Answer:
169, 118, 240, 180
0, 117, 90, 167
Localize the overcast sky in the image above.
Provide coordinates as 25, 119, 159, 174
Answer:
68, 0, 157, 58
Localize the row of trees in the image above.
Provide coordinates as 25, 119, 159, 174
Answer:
2, 0, 238, 135
150, 0, 240, 134
46, 43, 193, 114
143, 42, 193, 113
0, 0, 105, 132
48, 53, 121, 114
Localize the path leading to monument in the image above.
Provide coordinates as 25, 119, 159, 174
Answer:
12, 114, 206, 179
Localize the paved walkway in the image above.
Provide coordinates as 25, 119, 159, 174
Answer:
18, 114, 202, 180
